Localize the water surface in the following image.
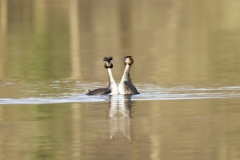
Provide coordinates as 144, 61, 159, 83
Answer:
1, 0, 240, 160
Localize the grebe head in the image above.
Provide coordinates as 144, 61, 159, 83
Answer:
123, 56, 134, 66
103, 56, 113, 69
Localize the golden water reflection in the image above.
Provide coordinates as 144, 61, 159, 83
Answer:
0, 0, 240, 160
71, 103, 81, 160
0, 99, 240, 159
109, 95, 132, 140
0, 0, 239, 85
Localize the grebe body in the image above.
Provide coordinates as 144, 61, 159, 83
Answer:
118, 56, 139, 95
86, 57, 118, 95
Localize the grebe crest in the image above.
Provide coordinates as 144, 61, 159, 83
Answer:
104, 56, 113, 69
123, 56, 134, 66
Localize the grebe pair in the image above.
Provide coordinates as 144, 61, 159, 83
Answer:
86, 56, 139, 95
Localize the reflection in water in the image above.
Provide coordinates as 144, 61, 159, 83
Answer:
0, 0, 7, 78
0, 1, 240, 159
34, 0, 47, 35
0, 98, 240, 159
109, 95, 132, 140
71, 103, 81, 160
0, 0, 7, 37
69, 0, 81, 79
69, 0, 81, 160
0, 105, 2, 121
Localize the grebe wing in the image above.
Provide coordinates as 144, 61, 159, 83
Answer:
124, 81, 140, 95
86, 88, 111, 95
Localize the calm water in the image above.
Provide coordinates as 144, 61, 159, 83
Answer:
1, 0, 240, 160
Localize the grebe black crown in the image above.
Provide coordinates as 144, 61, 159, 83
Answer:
124, 56, 132, 59
103, 56, 113, 61
103, 56, 113, 69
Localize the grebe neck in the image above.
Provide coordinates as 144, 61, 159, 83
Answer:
107, 68, 118, 95
120, 64, 131, 82
107, 68, 116, 84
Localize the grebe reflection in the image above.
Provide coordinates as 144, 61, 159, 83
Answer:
109, 95, 133, 140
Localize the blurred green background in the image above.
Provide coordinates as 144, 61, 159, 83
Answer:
1, 0, 240, 86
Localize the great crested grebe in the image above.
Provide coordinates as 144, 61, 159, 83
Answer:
86, 57, 118, 95
118, 56, 139, 95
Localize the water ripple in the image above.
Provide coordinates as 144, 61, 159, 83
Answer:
0, 85, 239, 104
